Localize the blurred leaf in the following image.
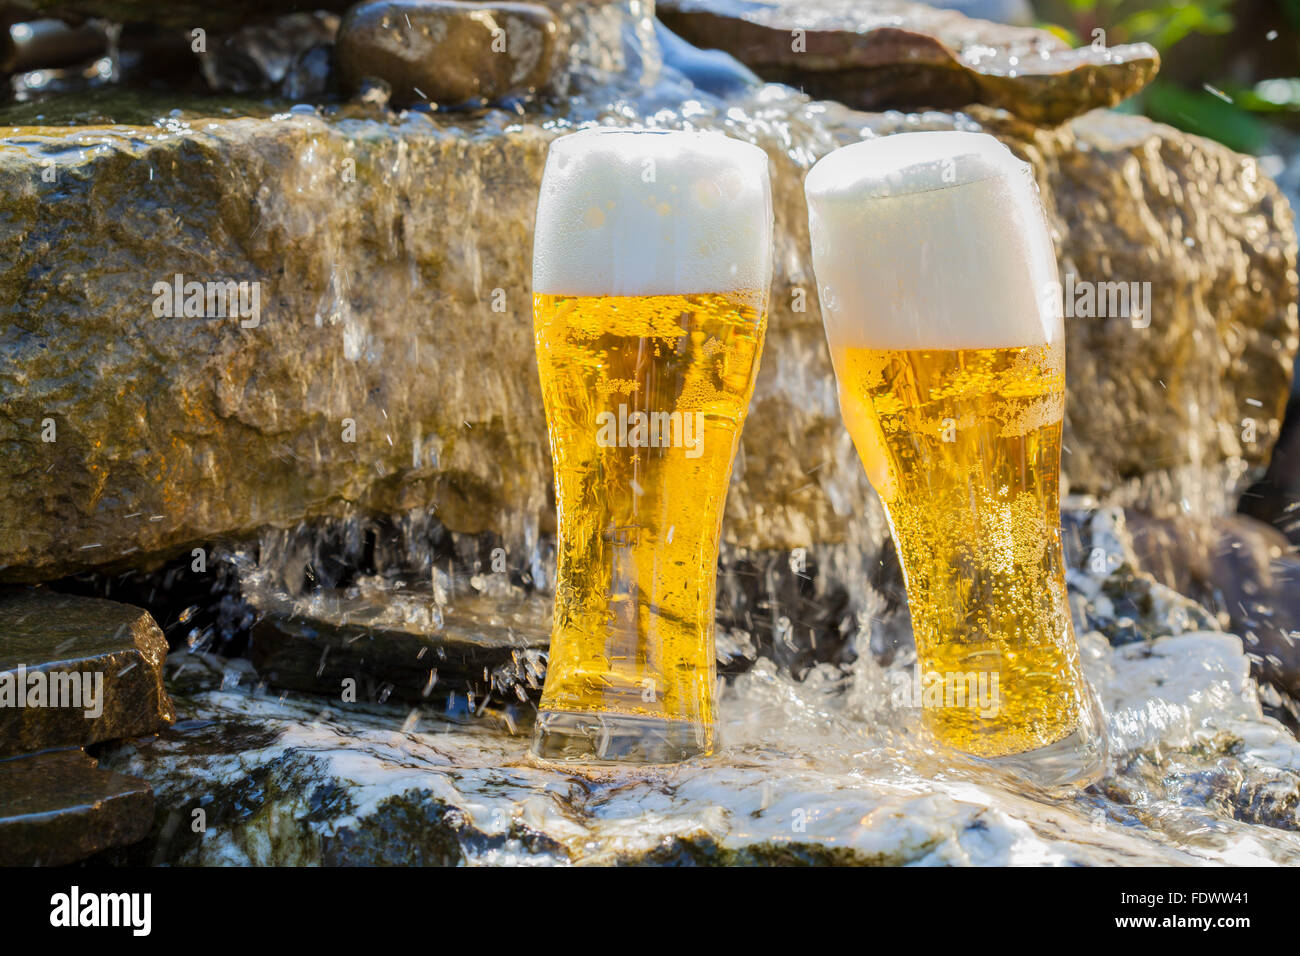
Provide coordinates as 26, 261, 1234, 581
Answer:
1117, 9, 1169, 39
1279, 0, 1300, 30
1037, 0, 1293, 152
1232, 78, 1300, 112
1041, 22, 1082, 45
1145, 4, 1233, 48
1142, 79, 1268, 152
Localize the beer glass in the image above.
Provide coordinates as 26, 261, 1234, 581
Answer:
805, 131, 1106, 787
530, 128, 773, 762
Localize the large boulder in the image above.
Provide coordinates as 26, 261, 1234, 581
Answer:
1019, 110, 1297, 516
0, 79, 1294, 581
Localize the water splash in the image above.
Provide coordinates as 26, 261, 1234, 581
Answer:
166, 503, 1300, 864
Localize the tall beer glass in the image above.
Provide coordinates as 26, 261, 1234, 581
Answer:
805, 132, 1105, 787
530, 128, 773, 762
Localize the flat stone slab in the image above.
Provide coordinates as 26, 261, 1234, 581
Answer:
247, 586, 549, 711
0, 748, 154, 866
0, 589, 175, 757
658, 0, 1159, 125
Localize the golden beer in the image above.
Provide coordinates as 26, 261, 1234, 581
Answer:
530, 128, 773, 762
806, 131, 1105, 787
836, 342, 1085, 756
534, 292, 766, 753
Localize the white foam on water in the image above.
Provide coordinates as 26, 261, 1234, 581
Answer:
805, 131, 1061, 350
532, 127, 773, 297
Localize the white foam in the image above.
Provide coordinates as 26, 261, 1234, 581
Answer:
532, 128, 773, 297
804, 131, 1061, 350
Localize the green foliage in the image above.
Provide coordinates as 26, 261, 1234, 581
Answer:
1041, 0, 1235, 47
1038, 0, 1297, 152
1142, 79, 1266, 152
1115, 0, 1235, 48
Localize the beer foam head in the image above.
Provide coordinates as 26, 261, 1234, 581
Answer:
533, 128, 773, 298
804, 131, 1061, 350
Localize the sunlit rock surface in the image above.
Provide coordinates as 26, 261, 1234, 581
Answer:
0, 588, 174, 756
1033, 110, 1297, 518
1, 78, 1294, 580
657, 0, 1159, 125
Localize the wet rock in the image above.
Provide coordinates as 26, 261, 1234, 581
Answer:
282, 43, 335, 100
95, 621, 1300, 865
1121, 510, 1300, 700
1, 17, 106, 74
1061, 506, 1225, 648
1033, 110, 1298, 517
1094, 632, 1300, 834
1241, 396, 1300, 546
0, 589, 174, 757
7, 0, 351, 32
235, 523, 854, 703
0, 82, 1293, 580
716, 543, 860, 677
215, 511, 550, 707
13, 0, 649, 95
336, 0, 560, 108
196, 12, 339, 95
656, 0, 1159, 126
248, 588, 549, 710
0, 748, 153, 866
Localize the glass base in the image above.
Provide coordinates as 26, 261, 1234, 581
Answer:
530, 710, 714, 764
970, 722, 1107, 791
960, 685, 1108, 791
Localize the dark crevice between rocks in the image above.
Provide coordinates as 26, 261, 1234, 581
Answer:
1241, 395, 1300, 548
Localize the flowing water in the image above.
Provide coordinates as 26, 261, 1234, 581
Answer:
140, 500, 1298, 866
